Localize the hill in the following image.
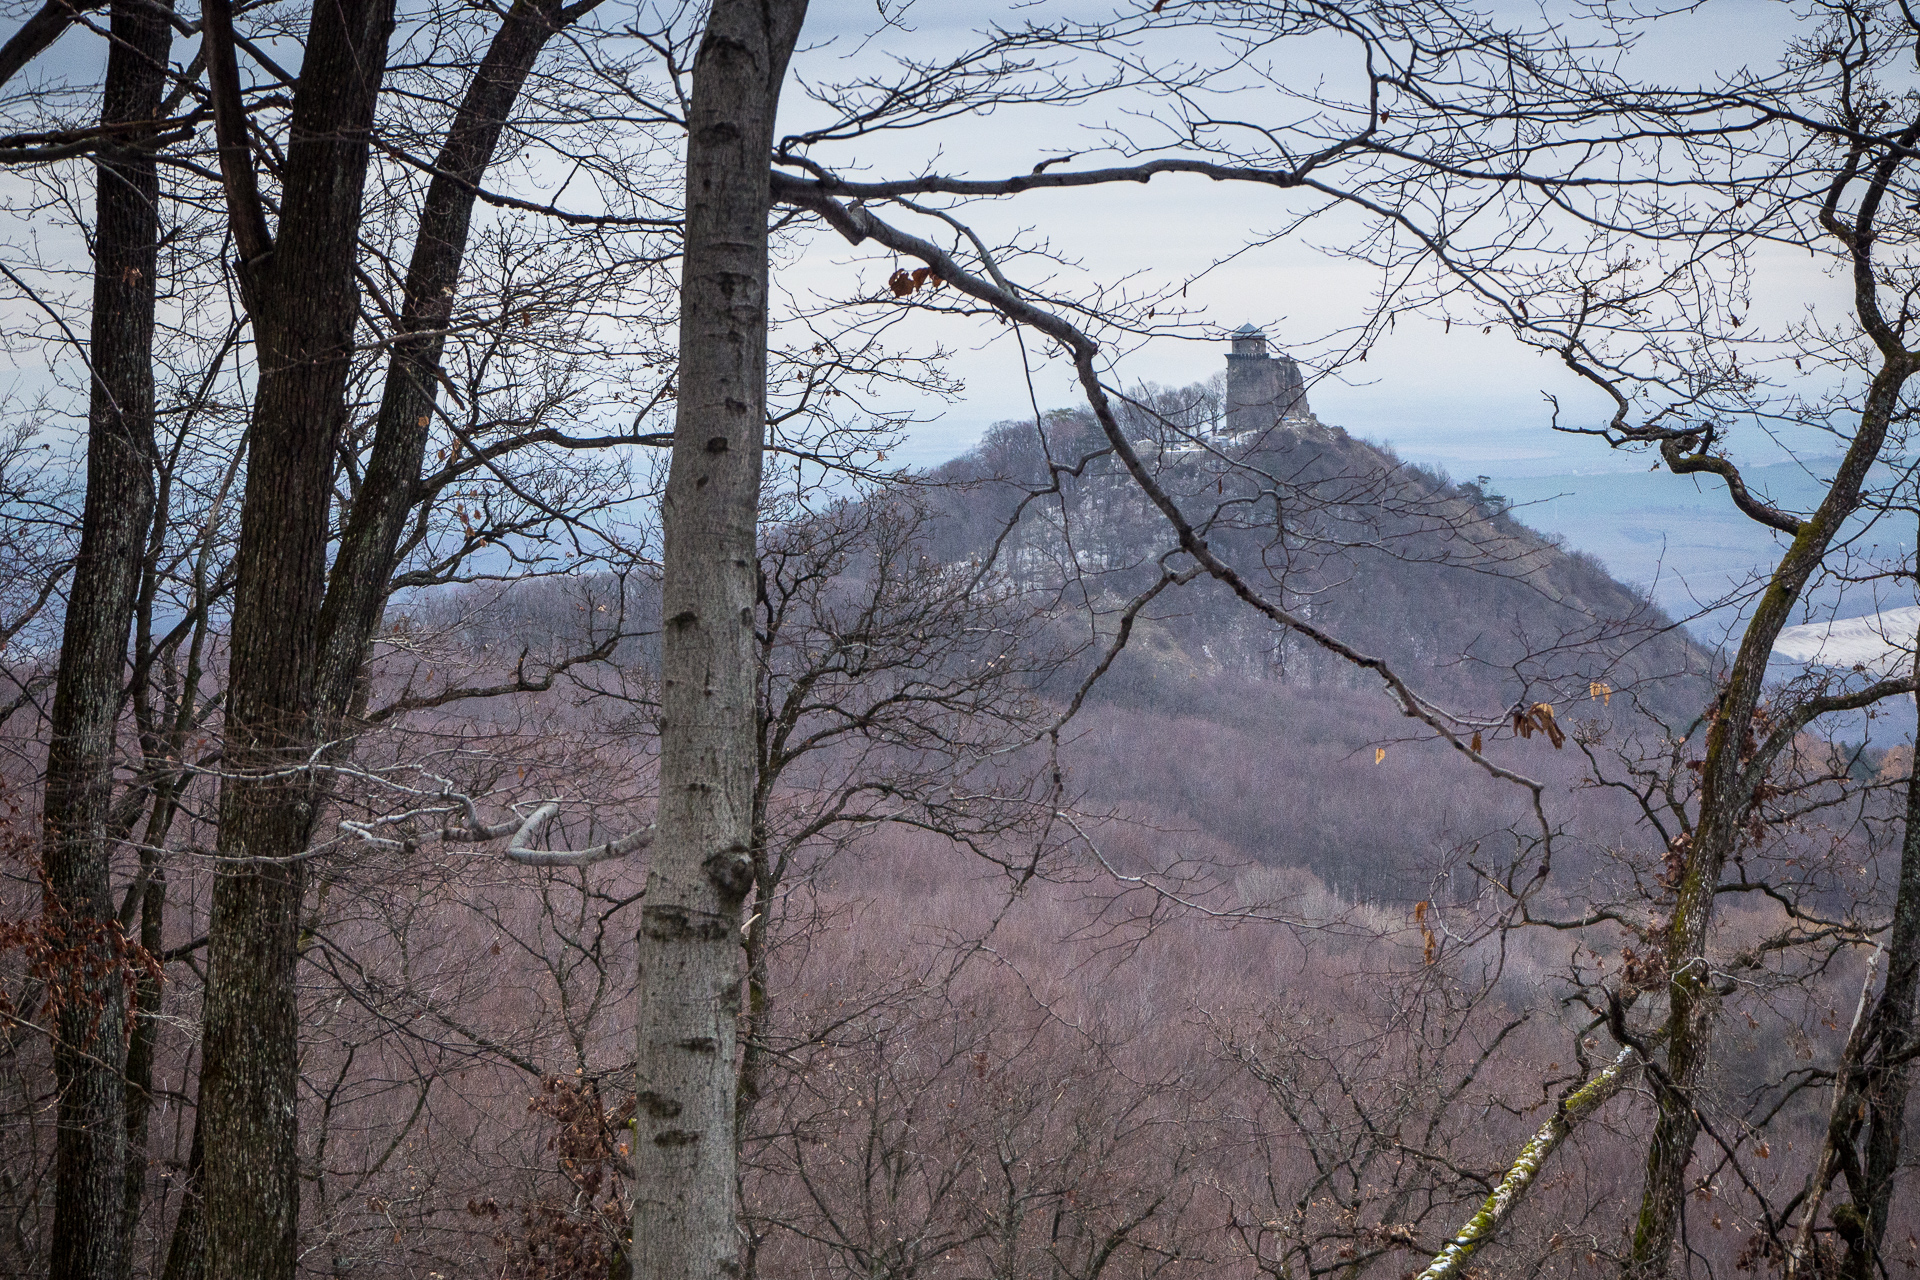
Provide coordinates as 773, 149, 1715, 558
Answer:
908, 370, 1713, 897
410, 355, 1715, 901
924, 376, 1708, 701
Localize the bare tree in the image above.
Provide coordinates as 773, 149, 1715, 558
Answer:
1417, 7, 1920, 1271
35, 2, 172, 1272
22, 1, 1914, 1277
636, 2, 1686, 1268
630, 3, 806, 1275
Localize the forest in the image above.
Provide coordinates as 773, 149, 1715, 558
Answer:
5, 1, 1920, 1279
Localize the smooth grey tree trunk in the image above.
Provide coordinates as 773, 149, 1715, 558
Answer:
42, 3, 170, 1274
632, 0, 805, 1271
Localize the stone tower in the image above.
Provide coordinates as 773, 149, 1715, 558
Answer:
1223, 324, 1308, 435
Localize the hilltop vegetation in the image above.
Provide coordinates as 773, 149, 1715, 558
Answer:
930, 387, 1707, 708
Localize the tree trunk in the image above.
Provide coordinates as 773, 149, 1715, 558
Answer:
195, 0, 395, 1274
42, 3, 170, 1273
120, 858, 163, 1278
122, 774, 190, 1275
630, 0, 806, 1272
1827, 743, 1920, 1280
1624, 355, 1909, 1280
1773, 733, 1920, 1280
312, 0, 598, 727
1416, 1047, 1637, 1280
159, 1121, 204, 1280
177, 4, 588, 1267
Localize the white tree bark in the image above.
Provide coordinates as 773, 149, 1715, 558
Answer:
630, 0, 807, 1273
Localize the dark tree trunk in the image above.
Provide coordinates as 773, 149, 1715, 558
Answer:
631, 0, 805, 1273
188, 0, 605, 1270
159, 1121, 204, 1280
194, 0, 395, 1273
41, 2, 171, 1273
121, 773, 189, 1276
119, 858, 162, 1276
1828, 752, 1920, 1280
1626, 355, 1911, 1280
313, 0, 599, 726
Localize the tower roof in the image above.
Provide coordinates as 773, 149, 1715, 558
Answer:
1232, 323, 1264, 337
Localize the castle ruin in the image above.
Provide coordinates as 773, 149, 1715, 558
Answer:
1223, 324, 1309, 435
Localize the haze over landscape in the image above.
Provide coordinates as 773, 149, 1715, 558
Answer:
9, 0, 1920, 1279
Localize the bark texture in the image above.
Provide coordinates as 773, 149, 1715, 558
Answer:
1625, 160, 1919, 1271
178, 4, 589, 1271
631, 0, 806, 1272
159, 1123, 204, 1280
1842, 760, 1920, 1276
41, 3, 170, 1273
1798, 749, 1920, 1280
313, 0, 597, 727
195, 0, 395, 1273
1626, 390, 1900, 1277
120, 846, 164, 1271
1417, 1047, 1636, 1280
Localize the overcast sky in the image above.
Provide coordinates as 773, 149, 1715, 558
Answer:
0, 0, 1864, 485
772, 0, 1859, 478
